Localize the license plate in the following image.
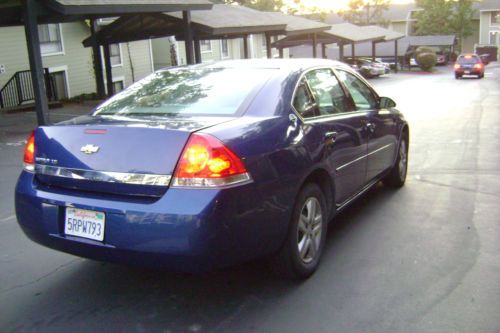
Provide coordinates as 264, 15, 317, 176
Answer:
464, 70, 470, 74
65, 207, 105, 241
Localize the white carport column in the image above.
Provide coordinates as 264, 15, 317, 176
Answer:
22, 0, 50, 126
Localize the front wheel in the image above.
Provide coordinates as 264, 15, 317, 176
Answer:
383, 136, 408, 188
272, 183, 327, 279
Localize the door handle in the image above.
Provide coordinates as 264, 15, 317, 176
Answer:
324, 131, 338, 144
365, 122, 376, 133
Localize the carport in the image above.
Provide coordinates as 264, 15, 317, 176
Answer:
272, 22, 385, 61
0, 0, 212, 126
82, 4, 288, 95
262, 12, 332, 58
359, 25, 404, 72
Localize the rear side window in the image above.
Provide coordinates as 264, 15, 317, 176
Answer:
93, 67, 275, 117
335, 70, 378, 111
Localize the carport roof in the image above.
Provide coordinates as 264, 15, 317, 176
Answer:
360, 25, 405, 42
327, 23, 385, 43
82, 4, 288, 46
0, 0, 213, 27
271, 22, 385, 49
405, 35, 457, 47
262, 11, 331, 36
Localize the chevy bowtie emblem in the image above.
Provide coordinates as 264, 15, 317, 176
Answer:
80, 144, 100, 154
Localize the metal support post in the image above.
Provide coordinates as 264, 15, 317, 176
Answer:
90, 19, 106, 98
183, 11, 194, 65
22, 0, 49, 125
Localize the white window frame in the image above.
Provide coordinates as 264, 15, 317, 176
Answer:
219, 39, 230, 59
40, 24, 65, 57
200, 40, 212, 54
109, 43, 123, 67
48, 65, 71, 98
100, 44, 123, 68
491, 11, 500, 25
104, 75, 125, 95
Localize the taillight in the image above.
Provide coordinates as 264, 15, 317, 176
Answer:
454, 64, 461, 69
473, 63, 483, 69
172, 133, 251, 188
23, 130, 35, 172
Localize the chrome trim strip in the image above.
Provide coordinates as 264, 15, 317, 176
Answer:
336, 143, 395, 172
35, 165, 171, 186
171, 173, 253, 189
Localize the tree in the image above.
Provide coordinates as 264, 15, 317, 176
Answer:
414, 0, 476, 52
414, 0, 453, 35
449, 0, 476, 52
338, 0, 391, 26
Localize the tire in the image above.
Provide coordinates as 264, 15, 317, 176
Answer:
383, 135, 408, 188
455, 74, 461, 79
272, 183, 327, 279
479, 73, 484, 79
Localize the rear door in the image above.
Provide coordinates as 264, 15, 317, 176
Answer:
335, 69, 398, 182
293, 68, 370, 204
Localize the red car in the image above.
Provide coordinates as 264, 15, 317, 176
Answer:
454, 54, 485, 79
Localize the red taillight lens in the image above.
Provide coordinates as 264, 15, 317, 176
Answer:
172, 133, 251, 187
473, 63, 483, 69
23, 130, 35, 171
454, 64, 461, 69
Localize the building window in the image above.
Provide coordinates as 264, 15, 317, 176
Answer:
492, 11, 500, 24
200, 40, 212, 53
38, 24, 63, 55
110, 44, 122, 67
220, 40, 229, 58
113, 80, 124, 93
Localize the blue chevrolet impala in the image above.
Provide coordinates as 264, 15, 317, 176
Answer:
15, 59, 409, 279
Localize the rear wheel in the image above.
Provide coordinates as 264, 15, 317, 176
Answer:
455, 73, 461, 79
383, 135, 408, 188
272, 183, 327, 279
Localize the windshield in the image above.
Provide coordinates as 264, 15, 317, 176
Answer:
93, 67, 275, 117
458, 56, 480, 64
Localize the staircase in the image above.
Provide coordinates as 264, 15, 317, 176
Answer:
0, 69, 55, 110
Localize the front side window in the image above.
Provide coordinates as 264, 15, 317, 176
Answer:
38, 24, 63, 55
304, 68, 350, 115
336, 70, 378, 111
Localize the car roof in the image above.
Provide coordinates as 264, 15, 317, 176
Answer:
183, 58, 352, 73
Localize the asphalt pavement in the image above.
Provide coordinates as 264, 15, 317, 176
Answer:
0, 65, 499, 333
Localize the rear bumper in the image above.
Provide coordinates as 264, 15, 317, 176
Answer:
15, 171, 290, 272
455, 69, 483, 75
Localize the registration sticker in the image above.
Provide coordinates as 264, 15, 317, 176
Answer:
65, 207, 105, 241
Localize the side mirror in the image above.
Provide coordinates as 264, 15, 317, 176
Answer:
379, 96, 396, 109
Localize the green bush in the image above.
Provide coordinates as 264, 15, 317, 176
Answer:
416, 52, 437, 71
415, 47, 436, 57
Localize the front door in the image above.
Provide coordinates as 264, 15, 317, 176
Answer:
335, 69, 398, 182
293, 68, 369, 205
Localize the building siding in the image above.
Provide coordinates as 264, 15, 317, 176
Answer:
1, 21, 153, 102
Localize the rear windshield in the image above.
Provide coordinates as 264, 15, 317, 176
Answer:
457, 56, 480, 64
93, 67, 274, 117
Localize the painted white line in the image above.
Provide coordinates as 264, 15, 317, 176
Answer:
0, 215, 15, 224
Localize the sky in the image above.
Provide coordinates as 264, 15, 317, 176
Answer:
290, 0, 414, 11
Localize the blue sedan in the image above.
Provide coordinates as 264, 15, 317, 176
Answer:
15, 59, 409, 279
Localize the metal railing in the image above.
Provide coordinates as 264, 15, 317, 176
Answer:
0, 69, 54, 109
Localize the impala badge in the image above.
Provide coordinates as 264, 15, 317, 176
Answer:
80, 144, 100, 154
